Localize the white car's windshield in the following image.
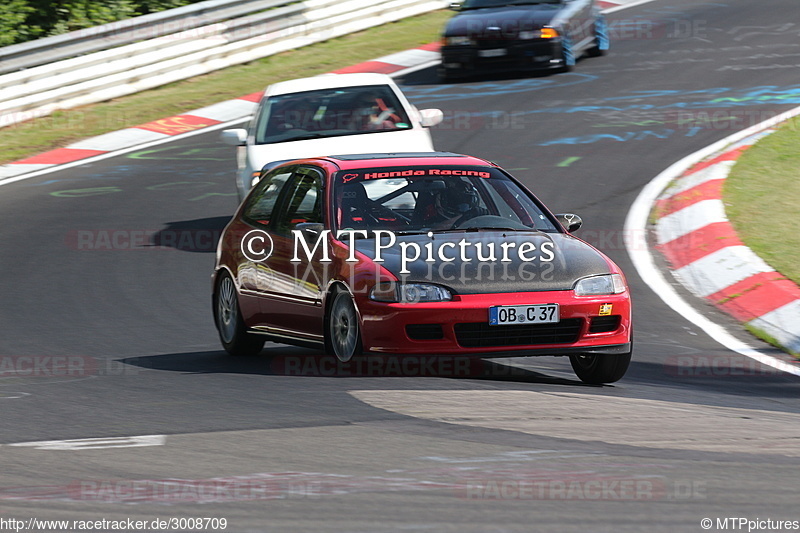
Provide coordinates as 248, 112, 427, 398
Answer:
255, 85, 413, 144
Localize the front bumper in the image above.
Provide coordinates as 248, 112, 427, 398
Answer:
441, 40, 564, 76
357, 290, 631, 355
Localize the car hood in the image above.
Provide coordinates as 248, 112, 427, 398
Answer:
353, 230, 611, 295
445, 4, 561, 36
248, 128, 434, 170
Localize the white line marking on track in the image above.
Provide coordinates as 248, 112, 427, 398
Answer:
0, 391, 31, 399
6, 435, 166, 450
603, 0, 660, 14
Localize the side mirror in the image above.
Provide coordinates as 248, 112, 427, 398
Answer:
556, 213, 582, 233
419, 108, 444, 127
449, 2, 463, 11
295, 222, 325, 236
221, 128, 247, 146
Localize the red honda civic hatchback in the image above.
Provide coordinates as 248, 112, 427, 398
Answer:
212, 152, 632, 383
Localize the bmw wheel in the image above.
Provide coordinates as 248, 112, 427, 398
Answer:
588, 15, 610, 57
560, 35, 576, 72
327, 290, 362, 362
214, 272, 265, 356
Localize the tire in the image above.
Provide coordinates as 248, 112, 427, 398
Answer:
438, 67, 459, 83
214, 272, 265, 356
326, 290, 363, 362
559, 35, 576, 72
588, 15, 610, 57
569, 346, 632, 384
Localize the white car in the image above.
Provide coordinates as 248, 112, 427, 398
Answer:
221, 73, 444, 201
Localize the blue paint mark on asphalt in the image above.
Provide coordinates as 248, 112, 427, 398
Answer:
401, 73, 598, 103
539, 129, 677, 146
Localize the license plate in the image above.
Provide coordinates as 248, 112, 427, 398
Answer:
479, 48, 507, 58
489, 304, 559, 326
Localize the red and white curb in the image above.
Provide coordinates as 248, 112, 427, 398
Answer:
654, 131, 800, 356
0, 0, 649, 185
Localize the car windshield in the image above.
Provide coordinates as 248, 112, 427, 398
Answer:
332, 166, 559, 234
461, 0, 560, 9
254, 85, 413, 144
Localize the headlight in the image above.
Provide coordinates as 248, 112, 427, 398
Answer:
518, 28, 559, 40
540, 28, 559, 39
574, 274, 626, 296
445, 36, 475, 46
370, 282, 452, 303
519, 28, 558, 41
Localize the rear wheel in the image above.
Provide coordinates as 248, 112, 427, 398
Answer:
569, 347, 631, 384
438, 67, 459, 83
326, 290, 362, 362
214, 273, 264, 356
588, 15, 610, 57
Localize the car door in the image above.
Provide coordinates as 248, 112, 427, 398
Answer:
259, 165, 328, 342
237, 165, 295, 326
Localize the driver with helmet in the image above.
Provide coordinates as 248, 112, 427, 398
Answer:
427, 180, 487, 229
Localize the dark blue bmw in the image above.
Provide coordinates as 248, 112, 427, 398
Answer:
439, 0, 609, 80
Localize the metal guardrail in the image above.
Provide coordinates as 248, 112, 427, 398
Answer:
0, 0, 293, 75
0, 0, 447, 128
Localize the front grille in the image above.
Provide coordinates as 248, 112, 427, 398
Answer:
454, 319, 582, 348
589, 315, 621, 333
406, 324, 444, 341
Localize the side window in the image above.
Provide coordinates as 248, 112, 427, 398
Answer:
272, 167, 324, 236
242, 167, 293, 227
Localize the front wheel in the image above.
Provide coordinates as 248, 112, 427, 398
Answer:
559, 35, 576, 72
214, 273, 265, 356
326, 290, 363, 362
569, 349, 631, 384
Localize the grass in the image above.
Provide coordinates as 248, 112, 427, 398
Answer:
724, 117, 800, 286
0, 10, 451, 165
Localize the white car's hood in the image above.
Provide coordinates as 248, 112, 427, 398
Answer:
247, 128, 435, 170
